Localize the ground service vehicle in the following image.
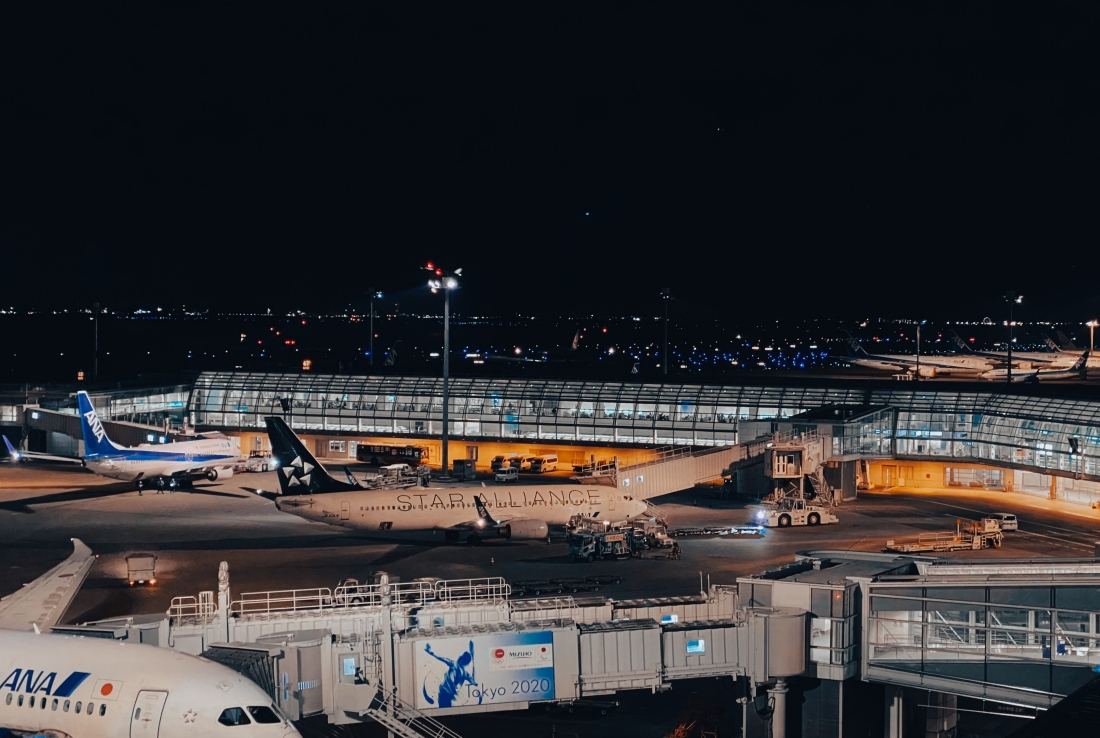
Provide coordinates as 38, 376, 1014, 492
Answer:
495, 466, 519, 483
126, 553, 157, 586
356, 443, 426, 466
548, 577, 602, 593
991, 512, 1018, 531
491, 454, 518, 472
568, 525, 645, 562
756, 498, 839, 528
511, 579, 563, 597
531, 454, 559, 472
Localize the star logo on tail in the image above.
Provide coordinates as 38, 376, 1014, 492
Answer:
281, 455, 315, 487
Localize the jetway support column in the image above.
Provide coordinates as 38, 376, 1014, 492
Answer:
885, 686, 904, 738
924, 692, 956, 738
769, 678, 789, 738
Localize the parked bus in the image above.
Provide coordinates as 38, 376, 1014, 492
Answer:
356, 443, 427, 466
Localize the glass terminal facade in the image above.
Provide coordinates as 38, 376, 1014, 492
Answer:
187, 372, 1100, 482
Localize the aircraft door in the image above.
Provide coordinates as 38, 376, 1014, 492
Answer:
609, 494, 616, 512
130, 690, 168, 738
340, 501, 351, 520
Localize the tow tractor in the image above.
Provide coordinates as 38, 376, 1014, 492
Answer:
756, 498, 839, 528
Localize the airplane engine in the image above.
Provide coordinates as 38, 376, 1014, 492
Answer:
917, 366, 937, 378
207, 467, 234, 481
500, 519, 549, 540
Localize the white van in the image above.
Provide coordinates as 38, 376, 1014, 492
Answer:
531, 455, 559, 473
991, 513, 1018, 531
495, 466, 519, 483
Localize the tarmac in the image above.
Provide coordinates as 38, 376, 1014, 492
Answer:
3, 464, 1100, 630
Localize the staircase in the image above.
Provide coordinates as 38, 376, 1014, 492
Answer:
362, 687, 465, 738
643, 501, 667, 522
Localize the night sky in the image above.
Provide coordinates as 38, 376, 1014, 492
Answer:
1, 5, 1096, 319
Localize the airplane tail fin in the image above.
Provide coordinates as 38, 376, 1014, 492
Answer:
839, 330, 869, 357
264, 417, 354, 495
1041, 334, 1061, 352
473, 494, 497, 525
947, 330, 974, 353
571, 330, 581, 351
1071, 349, 1090, 375
76, 391, 123, 457
1057, 330, 1080, 351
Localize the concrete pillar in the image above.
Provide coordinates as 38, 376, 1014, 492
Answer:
769, 678, 789, 738
884, 685, 903, 738
924, 692, 957, 738
1050, 475, 1058, 500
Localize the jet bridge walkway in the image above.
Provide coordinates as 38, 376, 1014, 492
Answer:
59, 554, 1100, 738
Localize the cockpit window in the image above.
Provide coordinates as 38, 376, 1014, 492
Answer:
217, 707, 252, 726
247, 706, 281, 724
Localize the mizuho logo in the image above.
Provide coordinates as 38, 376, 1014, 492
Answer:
84, 409, 106, 443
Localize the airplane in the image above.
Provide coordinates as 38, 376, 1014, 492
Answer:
949, 330, 1100, 370
262, 416, 646, 544
0, 539, 301, 738
75, 391, 241, 491
839, 332, 993, 377
978, 349, 1090, 382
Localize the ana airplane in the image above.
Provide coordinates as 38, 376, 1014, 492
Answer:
840, 332, 993, 377
263, 416, 646, 544
75, 391, 240, 491
948, 330, 1100, 371
978, 349, 1090, 382
0, 539, 301, 738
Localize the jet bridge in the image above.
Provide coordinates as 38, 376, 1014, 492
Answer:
59, 553, 1100, 738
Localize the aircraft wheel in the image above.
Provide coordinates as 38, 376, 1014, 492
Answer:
466, 534, 482, 546
808, 513, 820, 526
778, 514, 792, 528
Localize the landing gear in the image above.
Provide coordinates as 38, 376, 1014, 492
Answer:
444, 531, 460, 544
466, 534, 482, 546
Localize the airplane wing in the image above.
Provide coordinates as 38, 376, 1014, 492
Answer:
0, 538, 95, 631
3, 435, 83, 464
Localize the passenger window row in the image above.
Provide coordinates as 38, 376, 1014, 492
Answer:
3, 693, 105, 716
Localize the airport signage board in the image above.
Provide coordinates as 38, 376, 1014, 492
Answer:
414, 630, 555, 709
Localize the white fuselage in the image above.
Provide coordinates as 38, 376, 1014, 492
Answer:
0, 630, 299, 738
84, 438, 240, 483
275, 485, 646, 531
849, 354, 993, 376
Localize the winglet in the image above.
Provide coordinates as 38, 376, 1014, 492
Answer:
2, 434, 20, 460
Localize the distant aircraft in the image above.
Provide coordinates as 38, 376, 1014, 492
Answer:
262, 416, 645, 544
979, 350, 1089, 382
0, 538, 302, 738
949, 330, 1100, 370
839, 332, 992, 377
74, 391, 240, 491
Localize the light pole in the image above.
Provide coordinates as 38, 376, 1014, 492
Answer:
1088, 320, 1098, 353
92, 302, 99, 384
427, 263, 461, 478
368, 289, 383, 367
660, 288, 671, 375
1005, 292, 1022, 384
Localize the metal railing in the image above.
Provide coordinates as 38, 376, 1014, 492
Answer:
232, 588, 332, 615
366, 687, 465, 738
167, 594, 217, 624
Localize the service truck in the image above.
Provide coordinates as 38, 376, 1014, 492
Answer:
125, 553, 157, 586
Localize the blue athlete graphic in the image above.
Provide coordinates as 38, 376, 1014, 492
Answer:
421, 641, 478, 707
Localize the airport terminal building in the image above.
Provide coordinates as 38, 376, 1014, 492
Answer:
6, 370, 1100, 503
